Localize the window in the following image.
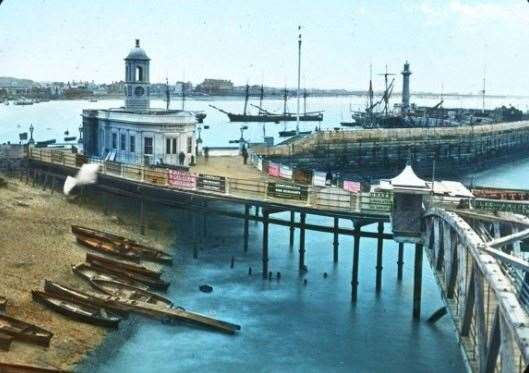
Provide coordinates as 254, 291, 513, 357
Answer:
187, 136, 192, 154
130, 135, 135, 153
136, 66, 143, 82
144, 137, 153, 155
172, 139, 177, 154
120, 134, 126, 151
112, 133, 117, 149
166, 138, 171, 154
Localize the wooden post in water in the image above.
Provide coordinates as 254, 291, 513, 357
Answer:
413, 243, 423, 319
299, 212, 306, 272
333, 217, 339, 263
351, 223, 360, 303
397, 242, 404, 281
262, 210, 269, 279
289, 211, 295, 249
243, 204, 250, 252
375, 222, 384, 292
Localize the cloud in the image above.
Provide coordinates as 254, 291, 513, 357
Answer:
449, 0, 529, 24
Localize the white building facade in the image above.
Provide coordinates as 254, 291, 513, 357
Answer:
82, 40, 197, 166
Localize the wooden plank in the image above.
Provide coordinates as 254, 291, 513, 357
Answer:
461, 266, 475, 336
447, 232, 459, 299
489, 227, 529, 249
500, 312, 517, 373
481, 246, 529, 272
474, 264, 488, 370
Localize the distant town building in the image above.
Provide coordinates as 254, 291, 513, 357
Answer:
82, 39, 197, 166
195, 78, 234, 95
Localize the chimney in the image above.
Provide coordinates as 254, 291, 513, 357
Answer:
135, 39, 140, 48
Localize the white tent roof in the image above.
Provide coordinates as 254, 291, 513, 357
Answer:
390, 165, 428, 189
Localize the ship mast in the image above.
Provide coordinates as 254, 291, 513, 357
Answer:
259, 84, 264, 113
303, 89, 307, 115
283, 87, 288, 115
482, 66, 486, 114
368, 64, 373, 124
296, 25, 302, 135
379, 65, 395, 117
181, 82, 186, 110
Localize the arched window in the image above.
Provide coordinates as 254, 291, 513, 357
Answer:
136, 66, 143, 82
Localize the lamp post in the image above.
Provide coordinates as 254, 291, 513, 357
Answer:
28, 124, 34, 145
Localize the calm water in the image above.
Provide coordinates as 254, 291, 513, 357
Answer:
2, 97, 529, 372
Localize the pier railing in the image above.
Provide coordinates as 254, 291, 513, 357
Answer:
26, 148, 392, 215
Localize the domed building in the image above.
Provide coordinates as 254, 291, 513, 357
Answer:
82, 39, 197, 166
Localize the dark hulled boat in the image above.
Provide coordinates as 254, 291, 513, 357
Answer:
75, 234, 141, 262
33, 289, 121, 328
0, 313, 53, 347
71, 225, 172, 264
89, 279, 174, 309
86, 253, 162, 279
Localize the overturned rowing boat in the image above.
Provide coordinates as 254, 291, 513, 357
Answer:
71, 225, 173, 264
0, 313, 53, 347
86, 253, 162, 279
43, 280, 240, 334
32, 290, 121, 329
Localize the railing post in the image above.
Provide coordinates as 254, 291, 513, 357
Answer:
375, 222, 384, 292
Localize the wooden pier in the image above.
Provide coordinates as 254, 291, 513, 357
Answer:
5, 146, 529, 372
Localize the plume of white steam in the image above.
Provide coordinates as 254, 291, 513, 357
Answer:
63, 163, 100, 195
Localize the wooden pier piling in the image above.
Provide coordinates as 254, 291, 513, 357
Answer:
243, 204, 250, 252
397, 242, 404, 281
289, 211, 295, 249
299, 212, 306, 272
333, 217, 339, 263
375, 222, 384, 292
413, 243, 423, 319
262, 210, 269, 279
351, 223, 360, 303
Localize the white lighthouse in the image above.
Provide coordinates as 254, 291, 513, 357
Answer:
401, 61, 412, 114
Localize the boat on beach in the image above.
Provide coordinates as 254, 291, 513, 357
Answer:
86, 253, 163, 279
89, 279, 174, 309
0, 313, 53, 347
86, 254, 169, 291
71, 225, 173, 264
32, 290, 121, 328
75, 234, 142, 262
0, 296, 6, 311
72, 262, 150, 290
43, 281, 240, 334
0, 332, 12, 351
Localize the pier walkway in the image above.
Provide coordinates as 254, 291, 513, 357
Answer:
9, 146, 529, 372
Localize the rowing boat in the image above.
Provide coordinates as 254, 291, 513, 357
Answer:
75, 234, 141, 262
32, 290, 121, 329
89, 279, 174, 308
71, 225, 173, 264
72, 263, 149, 290
88, 260, 170, 291
0, 313, 53, 347
0, 332, 12, 351
86, 253, 162, 279
0, 296, 6, 311
43, 281, 240, 334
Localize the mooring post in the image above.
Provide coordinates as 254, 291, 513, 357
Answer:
397, 242, 404, 281
289, 211, 295, 249
262, 209, 269, 279
351, 223, 360, 303
333, 217, 339, 263
413, 243, 424, 319
243, 204, 250, 252
299, 212, 306, 272
139, 195, 145, 236
375, 222, 384, 292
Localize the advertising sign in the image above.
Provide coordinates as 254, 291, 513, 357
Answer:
312, 171, 327, 187
168, 170, 196, 190
267, 182, 308, 201
267, 162, 280, 177
197, 174, 226, 193
279, 165, 293, 179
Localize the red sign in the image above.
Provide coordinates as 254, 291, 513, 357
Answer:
343, 180, 361, 193
268, 162, 280, 177
168, 170, 196, 190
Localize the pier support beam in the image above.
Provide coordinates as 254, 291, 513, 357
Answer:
375, 222, 384, 292
243, 204, 250, 252
289, 211, 295, 249
397, 242, 404, 281
413, 243, 423, 319
333, 217, 339, 263
262, 210, 269, 279
351, 223, 360, 303
299, 212, 306, 272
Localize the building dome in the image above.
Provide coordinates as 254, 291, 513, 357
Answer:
125, 39, 150, 61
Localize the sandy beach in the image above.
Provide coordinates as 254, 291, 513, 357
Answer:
0, 175, 171, 371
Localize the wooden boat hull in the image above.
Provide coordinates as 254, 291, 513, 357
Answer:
89, 279, 173, 308
43, 281, 240, 334
76, 235, 141, 262
72, 263, 149, 290
0, 313, 53, 347
0, 296, 6, 311
32, 290, 120, 329
0, 332, 12, 351
71, 225, 173, 264
88, 261, 170, 291
86, 253, 163, 279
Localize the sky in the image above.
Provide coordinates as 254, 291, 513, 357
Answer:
0, 0, 528, 95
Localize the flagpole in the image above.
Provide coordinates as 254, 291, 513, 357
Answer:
296, 25, 302, 135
